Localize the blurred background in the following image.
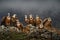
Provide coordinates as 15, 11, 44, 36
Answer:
0, 0, 60, 29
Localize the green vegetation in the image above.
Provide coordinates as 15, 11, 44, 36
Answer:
0, 32, 27, 40
0, 29, 60, 40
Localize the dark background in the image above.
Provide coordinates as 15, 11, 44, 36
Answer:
0, 0, 60, 29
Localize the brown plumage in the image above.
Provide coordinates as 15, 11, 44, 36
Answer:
23, 25, 30, 34
29, 15, 35, 26
1, 16, 11, 26
42, 17, 60, 35
24, 15, 29, 24
11, 16, 18, 26
35, 16, 42, 26
15, 20, 23, 31
25, 18, 29, 24
1, 16, 6, 26
29, 18, 35, 25
43, 17, 52, 27
5, 16, 11, 26
25, 14, 35, 26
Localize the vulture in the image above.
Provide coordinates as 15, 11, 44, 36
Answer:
1, 13, 11, 27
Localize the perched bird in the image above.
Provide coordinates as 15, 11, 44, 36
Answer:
29, 14, 35, 26
15, 19, 23, 32
5, 13, 11, 26
1, 13, 11, 27
11, 14, 17, 26
35, 15, 43, 29
43, 17, 52, 27
24, 15, 29, 24
43, 17, 60, 35
35, 15, 42, 26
